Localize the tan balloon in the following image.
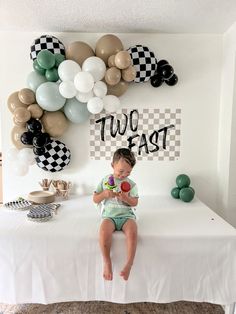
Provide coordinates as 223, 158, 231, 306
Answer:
108, 55, 116, 67
41, 111, 69, 138
27, 104, 44, 119
18, 88, 35, 105
107, 80, 129, 97
105, 67, 121, 86
13, 117, 26, 127
114, 51, 131, 69
7, 91, 28, 113
11, 125, 30, 149
66, 41, 95, 66
95, 34, 124, 65
122, 65, 136, 82
13, 107, 31, 123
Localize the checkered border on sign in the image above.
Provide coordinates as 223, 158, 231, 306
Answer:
90, 108, 181, 161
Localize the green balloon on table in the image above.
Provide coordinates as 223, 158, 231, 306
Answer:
45, 68, 59, 82
171, 187, 180, 199
176, 174, 190, 188
179, 187, 194, 202
37, 50, 56, 70
33, 59, 46, 75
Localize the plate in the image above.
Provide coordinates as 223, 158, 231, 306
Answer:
28, 191, 55, 204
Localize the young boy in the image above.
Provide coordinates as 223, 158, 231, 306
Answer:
93, 148, 139, 281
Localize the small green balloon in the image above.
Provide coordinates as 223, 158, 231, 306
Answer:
176, 174, 190, 189
171, 187, 180, 199
55, 53, 66, 67
179, 187, 194, 202
33, 59, 46, 75
45, 68, 59, 82
37, 50, 56, 70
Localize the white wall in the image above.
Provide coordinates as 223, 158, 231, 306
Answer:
0, 32, 222, 214
218, 22, 236, 226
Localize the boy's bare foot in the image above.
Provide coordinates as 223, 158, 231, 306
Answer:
103, 260, 113, 280
120, 263, 132, 281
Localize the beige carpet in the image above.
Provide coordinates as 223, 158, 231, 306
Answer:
0, 301, 224, 314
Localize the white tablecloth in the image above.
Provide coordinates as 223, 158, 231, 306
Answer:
0, 195, 236, 305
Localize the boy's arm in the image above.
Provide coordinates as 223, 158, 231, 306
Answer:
116, 192, 138, 206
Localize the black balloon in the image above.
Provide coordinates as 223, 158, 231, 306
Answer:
33, 146, 45, 156
20, 131, 34, 145
157, 59, 169, 68
151, 74, 164, 88
33, 133, 51, 148
165, 74, 178, 86
26, 118, 42, 133
160, 64, 174, 80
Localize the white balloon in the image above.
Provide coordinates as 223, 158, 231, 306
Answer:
103, 95, 121, 113
12, 161, 29, 176
59, 81, 77, 99
76, 90, 94, 103
93, 81, 107, 98
82, 56, 106, 82
74, 71, 94, 93
87, 97, 104, 114
18, 148, 35, 165
58, 60, 81, 82
7, 147, 19, 162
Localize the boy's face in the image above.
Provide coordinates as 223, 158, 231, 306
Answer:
112, 158, 132, 180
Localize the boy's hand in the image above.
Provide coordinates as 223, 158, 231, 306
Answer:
116, 191, 129, 202
103, 190, 117, 199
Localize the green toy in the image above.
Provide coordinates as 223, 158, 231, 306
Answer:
171, 187, 180, 199
176, 174, 190, 189
179, 187, 195, 202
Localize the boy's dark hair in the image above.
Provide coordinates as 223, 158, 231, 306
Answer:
112, 148, 136, 168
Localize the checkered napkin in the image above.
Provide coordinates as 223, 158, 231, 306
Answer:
4, 200, 33, 210
27, 204, 53, 219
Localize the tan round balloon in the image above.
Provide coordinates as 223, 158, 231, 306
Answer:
105, 67, 121, 86
11, 125, 30, 149
114, 51, 131, 69
7, 91, 28, 113
66, 41, 95, 67
122, 65, 136, 82
107, 80, 129, 97
108, 55, 116, 67
13, 107, 31, 123
41, 111, 69, 138
13, 117, 26, 127
95, 34, 124, 65
27, 104, 44, 119
18, 88, 36, 105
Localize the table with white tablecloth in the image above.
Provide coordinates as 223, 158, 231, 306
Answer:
0, 195, 236, 306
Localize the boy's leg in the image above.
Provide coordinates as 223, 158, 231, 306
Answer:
99, 218, 115, 280
120, 219, 137, 280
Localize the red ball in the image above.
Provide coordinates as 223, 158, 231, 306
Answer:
121, 181, 131, 192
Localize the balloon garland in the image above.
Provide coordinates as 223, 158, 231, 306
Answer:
7, 34, 178, 176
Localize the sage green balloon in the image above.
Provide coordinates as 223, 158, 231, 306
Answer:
55, 53, 66, 67
26, 71, 47, 92
171, 187, 180, 199
33, 59, 46, 75
179, 187, 194, 202
36, 82, 66, 111
37, 50, 56, 70
176, 174, 190, 188
64, 97, 91, 123
45, 68, 59, 82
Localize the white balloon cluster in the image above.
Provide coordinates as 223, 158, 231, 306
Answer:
58, 56, 121, 114
7, 147, 35, 176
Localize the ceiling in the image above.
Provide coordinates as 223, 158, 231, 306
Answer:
1, 0, 236, 34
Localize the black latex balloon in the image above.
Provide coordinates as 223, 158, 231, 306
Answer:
165, 74, 178, 86
26, 118, 42, 133
20, 131, 34, 145
151, 74, 164, 88
33, 146, 46, 156
160, 64, 174, 80
157, 59, 169, 68
33, 133, 51, 148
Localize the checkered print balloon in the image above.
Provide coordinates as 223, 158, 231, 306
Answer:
30, 35, 65, 61
35, 140, 71, 172
127, 45, 157, 83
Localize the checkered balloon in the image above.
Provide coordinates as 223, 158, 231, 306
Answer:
30, 35, 66, 60
35, 140, 71, 172
127, 45, 157, 83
